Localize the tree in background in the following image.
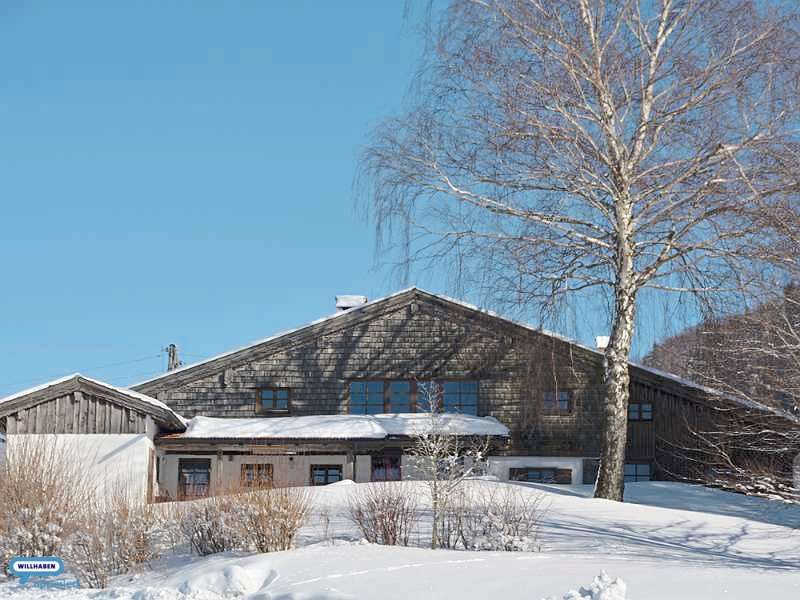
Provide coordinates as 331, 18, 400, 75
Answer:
645, 284, 800, 499
360, 0, 800, 500
646, 284, 800, 415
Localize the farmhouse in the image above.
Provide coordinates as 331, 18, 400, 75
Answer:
1, 287, 797, 501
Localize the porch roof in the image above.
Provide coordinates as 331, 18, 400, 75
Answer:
168, 413, 510, 441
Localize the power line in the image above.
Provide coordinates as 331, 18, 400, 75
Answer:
0, 354, 163, 395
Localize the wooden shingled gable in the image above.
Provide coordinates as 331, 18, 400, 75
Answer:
0, 374, 185, 434
128, 287, 798, 424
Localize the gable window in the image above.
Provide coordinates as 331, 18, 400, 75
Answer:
388, 381, 412, 413
258, 388, 290, 413
543, 390, 572, 414
350, 381, 385, 414
416, 381, 440, 412
240, 463, 273, 488
348, 380, 480, 414
371, 455, 402, 482
442, 381, 478, 415
624, 462, 651, 482
628, 403, 653, 421
311, 464, 343, 486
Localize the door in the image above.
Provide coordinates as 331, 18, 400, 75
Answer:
178, 458, 212, 500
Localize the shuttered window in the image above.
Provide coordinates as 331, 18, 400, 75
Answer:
509, 467, 572, 484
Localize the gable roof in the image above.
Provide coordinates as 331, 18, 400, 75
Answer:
0, 373, 186, 431
129, 286, 797, 423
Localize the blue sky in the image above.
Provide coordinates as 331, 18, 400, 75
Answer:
0, 2, 676, 396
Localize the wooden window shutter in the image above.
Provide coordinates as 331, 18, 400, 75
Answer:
554, 468, 573, 484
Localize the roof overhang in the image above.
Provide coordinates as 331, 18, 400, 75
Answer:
0, 374, 186, 432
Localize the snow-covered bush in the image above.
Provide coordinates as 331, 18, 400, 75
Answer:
180, 496, 246, 556
237, 487, 311, 553
0, 437, 94, 572
347, 482, 420, 546
65, 492, 176, 588
439, 483, 544, 551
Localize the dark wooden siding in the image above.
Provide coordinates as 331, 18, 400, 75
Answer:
134, 292, 762, 477
142, 296, 612, 458
5, 392, 149, 434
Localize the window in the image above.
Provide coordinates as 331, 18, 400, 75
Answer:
624, 463, 651, 482
240, 463, 273, 488
543, 390, 572, 414
178, 458, 211, 500
371, 455, 402, 482
348, 380, 479, 414
311, 464, 343, 486
258, 388, 290, 413
442, 381, 478, 415
349, 381, 385, 414
628, 403, 653, 421
416, 381, 440, 412
509, 467, 573, 484
388, 381, 412, 413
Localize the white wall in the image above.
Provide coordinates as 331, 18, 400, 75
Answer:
355, 455, 372, 482
158, 453, 355, 497
487, 456, 587, 484
154, 452, 591, 496
5, 434, 155, 503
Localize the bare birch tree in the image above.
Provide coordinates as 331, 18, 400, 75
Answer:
360, 0, 800, 500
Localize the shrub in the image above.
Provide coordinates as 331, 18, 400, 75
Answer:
438, 483, 544, 552
347, 482, 419, 546
179, 496, 246, 556
0, 437, 94, 571
65, 492, 175, 588
238, 487, 311, 552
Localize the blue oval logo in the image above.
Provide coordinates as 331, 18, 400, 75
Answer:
8, 557, 64, 585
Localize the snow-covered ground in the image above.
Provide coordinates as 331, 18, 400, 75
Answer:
2, 481, 799, 599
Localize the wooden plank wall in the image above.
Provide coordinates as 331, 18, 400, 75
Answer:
5, 392, 149, 434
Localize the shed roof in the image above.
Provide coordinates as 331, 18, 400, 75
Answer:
166, 413, 509, 441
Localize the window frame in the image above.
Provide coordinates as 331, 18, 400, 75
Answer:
347, 379, 479, 415
509, 467, 557, 483
177, 458, 212, 501
542, 389, 574, 415
256, 387, 291, 414
371, 455, 403, 482
240, 463, 274, 489
624, 462, 652, 482
310, 464, 344, 486
628, 402, 653, 422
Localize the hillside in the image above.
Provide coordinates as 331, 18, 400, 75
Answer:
2, 480, 798, 599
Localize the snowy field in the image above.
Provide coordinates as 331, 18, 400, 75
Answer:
1, 480, 799, 599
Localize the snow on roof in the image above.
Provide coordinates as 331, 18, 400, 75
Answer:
0, 373, 81, 406
335, 295, 369, 310
0, 373, 186, 425
177, 413, 510, 440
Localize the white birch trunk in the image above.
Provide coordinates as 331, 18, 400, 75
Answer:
595, 201, 637, 501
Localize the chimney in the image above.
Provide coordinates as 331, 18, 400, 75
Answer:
595, 336, 610, 351
335, 295, 368, 312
